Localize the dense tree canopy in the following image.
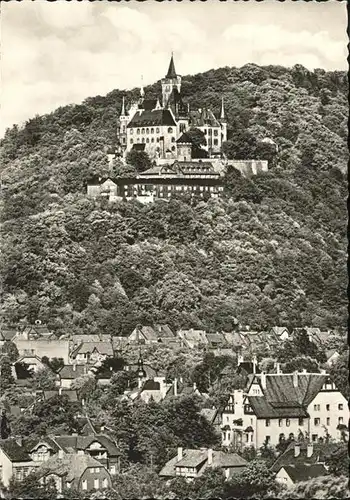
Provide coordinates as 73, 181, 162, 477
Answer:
0, 64, 347, 335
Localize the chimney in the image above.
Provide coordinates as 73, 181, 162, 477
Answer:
302, 369, 307, 374
77, 449, 84, 456
260, 372, 266, 390
292, 371, 298, 388
252, 356, 257, 374
294, 443, 301, 457
320, 369, 326, 375
177, 447, 183, 462
207, 448, 213, 465
174, 378, 178, 396
58, 387, 62, 396
307, 443, 313, 458
72, 364, 76, 372
276, 362, 281, 374
58, 449, 64, 459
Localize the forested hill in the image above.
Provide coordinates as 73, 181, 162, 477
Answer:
0, 63, 347, 335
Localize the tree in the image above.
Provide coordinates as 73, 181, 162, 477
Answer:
31, 367, 57, 390
6, 473, 57, 499
184, 128, 208, 158
0, 341, 19, 363
324, 443, 349, 477
0, 359, 15, 391
222, 459, 279, 498
125, 150, 152, 173
0, 411, 11, 439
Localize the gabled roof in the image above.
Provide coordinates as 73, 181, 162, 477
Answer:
263, 373, 326, 407
43, 390, 78, 402
0, 329, 17, 341
0, 439, 31, 462
282, 464, 328, 482
71, 342, 113, 357
127, 109, 176, 128
248, 396, 308, 419
153, 324, 175, 338
71, 334, 111, 345
57, 365, 89, 379
176, 132, 193, 144
159, 448, 247, 477
142, 380, 161, 391
189, 108, 220, 128
23, 436, 60, 454
270, 326, 289, 336
52, 435, 119, 456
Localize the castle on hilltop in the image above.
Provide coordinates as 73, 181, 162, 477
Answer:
115, 54, 227, 161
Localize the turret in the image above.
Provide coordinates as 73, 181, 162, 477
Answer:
161, 53, 182, 108
118, 96, 129, 151
220, 96, 227, 145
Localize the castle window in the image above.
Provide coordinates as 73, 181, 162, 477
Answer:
171, 146, 176, 151
146, 128, 149, 133
151, 128, 154, 134
137, 128, 140, 135
130, 129, 133, 134
146, 138, 150, 143
151, 138, 154, 143
142, 128, 145, 134
168, 127, 173, 133
130, 139, 133, 144
171, 137, 176, 142
338, 404, 344, 410
142, 138, 145, 143
214, 139, 218, 146
214, 129, 218, 136
156, 128, 160, 133
208, 129, 212, 135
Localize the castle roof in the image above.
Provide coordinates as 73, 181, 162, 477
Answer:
166, 54, 177, 79
190, 108, 221, 128
127, 109, 176, 128
176, 132, 193, 144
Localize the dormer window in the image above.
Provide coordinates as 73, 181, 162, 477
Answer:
168, 127, 173, 133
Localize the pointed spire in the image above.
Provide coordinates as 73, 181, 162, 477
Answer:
140, 75, 145, 98
166, 53, 177, 79
121, 96, 126, 116
220, 96, 225, 120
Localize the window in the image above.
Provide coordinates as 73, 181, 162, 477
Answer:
156, 128, 160, 133
246, 434, 249, 443
130, 129, 133, 134
151, 128, 154, 134
227, 432, 231, 440
338, 404, 344, 410
278, 418, 283, 427
214, 129, 218, 136
265, 419, 270, 427
94, 478, 99, 490
213, 139, 218, 146
226, 416, 229, 422
286, 419, 290, 427
151, 138, 154, 143
326, 417, 330, 426
289, 433, 294, 440
137, 128, 140, 135
146, 128, 149, 134
338, 417, 344, 424
82, 480, 87, 491
298, 418, 304, 426
314, 418, 320, 426
171, 146, 176, 151
142, 138, 145, 143
146, 138, 149, 143
326, 404, 330, 411
265, 436, 270, 444
208, 129, 212, 135
312, 434, 318, 442
141, 128, 145, 134
156, 137, 160, 142
103, 478, 108, 488
168, 127, 173, 133
171, 137, 175, 142
314, 404, 320, 411
90, 468, 95, 473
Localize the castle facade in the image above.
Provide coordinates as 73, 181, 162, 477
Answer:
116, 55, 227, 161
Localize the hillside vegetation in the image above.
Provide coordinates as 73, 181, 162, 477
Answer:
0, 63, 347, 335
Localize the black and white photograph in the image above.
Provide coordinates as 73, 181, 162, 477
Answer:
0, 0, 348, 498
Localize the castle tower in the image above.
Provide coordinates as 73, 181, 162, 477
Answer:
118, 96, 129, 150
161, 54, 182, 108
220, 97, 227, 144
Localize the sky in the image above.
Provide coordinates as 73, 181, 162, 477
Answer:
1, 0, 347, 137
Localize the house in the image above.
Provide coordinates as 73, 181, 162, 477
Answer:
177, 329, 208, 349
325, 349, 340, 367
0, 438, 39, 487
56, 364, 93, 388
159, 447, 247, 480
153, 324, 175, 341
220, 371, 348, 450
222, 332, 246, 353
205, 333, 227, 350
269, 327, 290, 342
19, 322, 55, 340
272, 442, 329, 486
14, 354, 46, 374
70, 342, 114, 364
128, 326, 158, 344
0, 328, 17, 346
163, 379, 206, 400
236, 355, 261, 379
41, 388, 79, 403
38, 452, 112, 493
